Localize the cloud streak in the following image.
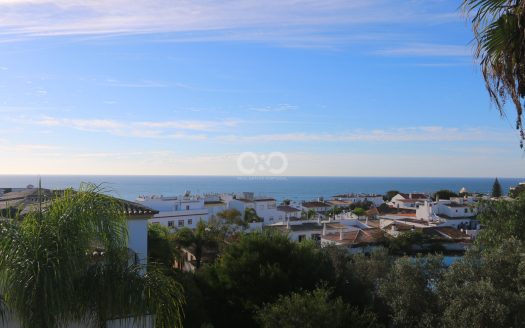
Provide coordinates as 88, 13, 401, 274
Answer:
374, 43, 471, 57
34, 116, 238, 139
217, 127, 513, 143
31, 117, 514, 144
0, 0, 462, 48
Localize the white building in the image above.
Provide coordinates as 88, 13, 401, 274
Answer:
416, 199, 478, 227
276, 205, 302, 223
300, 200, 332, 213
136, 193, 226, 230
331, 193, 385, 207
227, 192, 279, 225
390, 192, 429, 209
267, 215, 369, 242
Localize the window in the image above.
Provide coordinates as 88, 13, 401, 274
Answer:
464, 208, 468, 213
168, 221, 174, 227
298, 235, 306, 242
178, 220, 184, 227
186, 205, 190, 210
188, 219, 193, 225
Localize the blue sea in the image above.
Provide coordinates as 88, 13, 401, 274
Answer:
0, 175, 523, 202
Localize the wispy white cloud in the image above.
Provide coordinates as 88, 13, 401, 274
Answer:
216, 126, 514, 143
374, 43, 470, 57
30, 117, 516, 144
0, 140, 59, 152
249, 104, 297, 113
0, 0, 460, 47
102, 79, 169, 88
137, 119, 239, 131
37, 117, 123, 131
34, 116, 238, 139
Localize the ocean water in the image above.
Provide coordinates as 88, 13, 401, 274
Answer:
0, 175, 523, 202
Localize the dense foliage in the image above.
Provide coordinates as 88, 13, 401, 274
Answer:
196, 231, 333, 327
476, 194, 525, 246
0, 184, 184, 328
256, 287, 382, 328
159, 195, 525, 328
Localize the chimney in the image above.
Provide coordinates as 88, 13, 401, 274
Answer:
339, 228, 343, 241
322, 223, 327, 236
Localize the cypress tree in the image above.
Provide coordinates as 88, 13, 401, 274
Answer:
492, 178, 502, 198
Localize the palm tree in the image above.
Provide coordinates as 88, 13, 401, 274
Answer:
173, 221, 218, 269
0, 184, 184, 328
462, 0, 525, 148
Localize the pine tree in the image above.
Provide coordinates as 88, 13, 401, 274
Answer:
491, 178, 502, 198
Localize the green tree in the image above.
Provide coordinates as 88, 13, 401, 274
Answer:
216, 208, 245, 227
462, 0, 525, 147
476, 195, 525, 247
0, 185, 184, 328
281, 199, 291, 205
353, 207, 365, 217
509, 183, 525, 198
148, 223, 177, 267
439, 239, 525, 328
433, 190, 458, 200
323, 246, 390, 314
387, 231, 432, 255
256, 287, 382, 328
492, 177, 503, 197
173, 221, 218, 269
244, 207, 262, 223
384, 190, 400, 202
378, 255, 444, 328
197, 231, 333, 327
307, 208, 317, 219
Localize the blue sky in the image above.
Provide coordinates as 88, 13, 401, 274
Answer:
0, 0, 523, 177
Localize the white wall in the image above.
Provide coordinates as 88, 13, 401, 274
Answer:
127, 218, 148, 267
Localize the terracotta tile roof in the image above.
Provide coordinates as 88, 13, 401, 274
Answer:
322, 228, 385, 246
326, 200, 353, 206
302, 201, 331, 208
277, 205, 301, 213
110, 198, 159, 217
365, 208, 379, 217
237, 198, 276, 203
382, 221, 417, 232
423, 227, 471, 240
